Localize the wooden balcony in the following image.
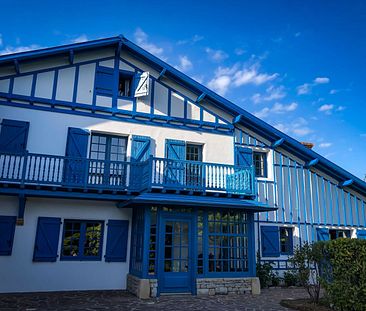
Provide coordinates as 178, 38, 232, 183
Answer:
0, 152, 256, 197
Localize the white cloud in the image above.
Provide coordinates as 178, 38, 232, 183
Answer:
234, 48, 246, 55
0, 34, 3, 47
134, 28, 164, 58
274, 117, 313, 137
314, 77, 330, 84
318, 104, 334, 114
177, 34, 204, 45
252, 85, 286, 103
207, 75, 231, 95
0, 44, 41, 55
175, 55, 192, 72
329, 89, 338, 94
336, 105, 346, 111
70, 34, 88, 43
319, 142, 332, 148
295, 32, 301, 37
207, 62, 278, 95
254, 102, 298, 118
205, 48, 228, 62
297, 83, 311, 95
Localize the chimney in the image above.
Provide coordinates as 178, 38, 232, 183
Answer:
301, 142, 314, 149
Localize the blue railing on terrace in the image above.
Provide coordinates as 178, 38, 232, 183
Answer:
0, 152, 255, 195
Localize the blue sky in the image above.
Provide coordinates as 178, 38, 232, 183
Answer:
1, 0, 366, 178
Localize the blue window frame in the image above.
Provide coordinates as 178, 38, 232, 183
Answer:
206, 209, 249, 274
61, 220, 104, 261
253, 151, 267, 177
280, 227, 293, 255
118, 71, 134, 98
329, 229, 351, 240
130, 208, 145, 276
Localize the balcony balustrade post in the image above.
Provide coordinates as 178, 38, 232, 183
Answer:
20, 151, 29, 186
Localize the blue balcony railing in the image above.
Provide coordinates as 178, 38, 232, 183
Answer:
0, 152, 255, 196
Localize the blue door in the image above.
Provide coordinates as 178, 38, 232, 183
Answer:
158, 214, 194, 294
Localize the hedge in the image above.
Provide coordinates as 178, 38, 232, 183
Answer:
318, 238, 366, 311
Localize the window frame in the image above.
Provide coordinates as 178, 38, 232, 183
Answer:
60, 219, 104, 261
279, 227, 293, 255
329, 229, 351, 240
186, 143, 203, 162
118, 70, 135, 99
253, 151, 268, 178
89, 133, 128, 162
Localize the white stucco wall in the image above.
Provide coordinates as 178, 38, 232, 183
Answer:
0, 196, 132, 293
0, 105, 234, 165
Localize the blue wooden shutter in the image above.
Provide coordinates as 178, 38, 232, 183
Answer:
261, 226, 280, 257
235, 146, 253, 167
95, 66, 114, 96
0, 119, 29, 152
131, 135, 151, 162
357, 230, 366, 240
33, 217, 61, 262
105, 220, 129, 262
64, 127, 89, 185
0, 216, 17, 256
166, 139, 186, 160
316, 228, 330, 241
165, 139, 186, 185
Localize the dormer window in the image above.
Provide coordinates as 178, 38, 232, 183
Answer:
118, 73, 134, 98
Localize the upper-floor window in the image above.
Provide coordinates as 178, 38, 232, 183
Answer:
90, 134, 127, 161
186, 144, 203, 162
118, 72, 134, 98
253, 151, 267, 178
61, 220, 104, 261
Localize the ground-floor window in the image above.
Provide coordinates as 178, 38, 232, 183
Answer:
61, 220, 103, 260
329, 229, 351, 240
138, 206, 252, 278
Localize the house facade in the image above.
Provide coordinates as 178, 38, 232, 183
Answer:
0, 36, 365, 297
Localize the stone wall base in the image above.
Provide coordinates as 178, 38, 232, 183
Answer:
197, 277, 260, 296
126, 274, 157, 299
127, 274, 260, 298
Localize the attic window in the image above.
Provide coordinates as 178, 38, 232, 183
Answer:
118, 72, 133, 98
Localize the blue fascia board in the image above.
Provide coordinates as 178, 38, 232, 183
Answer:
1, 35, 366, 196
271, 138, 285, 148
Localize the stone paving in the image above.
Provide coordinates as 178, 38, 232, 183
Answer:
0, 287, 308, 311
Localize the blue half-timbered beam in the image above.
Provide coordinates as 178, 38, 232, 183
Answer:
271, 138, 285, 148
115, 41, 122, 57
14, 59, 20, 74
158, 68, 166, 80
196, 92, 206, 103
305, 158, 319, 168
339, 179, 354, 188
17, 194, 26, 225
68, 49, 74, 65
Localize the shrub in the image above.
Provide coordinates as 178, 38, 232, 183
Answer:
256, 261, 273, 288
283, 270, 298, 287
288, 242, 323, 303
319, 238, 366, 311
271, 271, 281, 287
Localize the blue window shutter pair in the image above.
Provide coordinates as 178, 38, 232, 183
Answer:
0, 119, 29, 153
357, 230, 366, 240
0, 216, 17, 256
131, 135, 151, 162
33, 217, 62, 262
316, 228, 330, 241
261, 226, 280, 257
95, 66, 115, 96
105, 220, 129, 262
235, 146, 253, 167
165, 139, 186, 160
64, 127, 89, 185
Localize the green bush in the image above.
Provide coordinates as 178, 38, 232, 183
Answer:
318, 238, 366, 311
256, 261, 273, 288
283, 270, 299, 287
288, 242, 323, 303
271, 271, 281, 287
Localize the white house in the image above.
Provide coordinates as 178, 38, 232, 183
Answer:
0, 36, 365, 297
